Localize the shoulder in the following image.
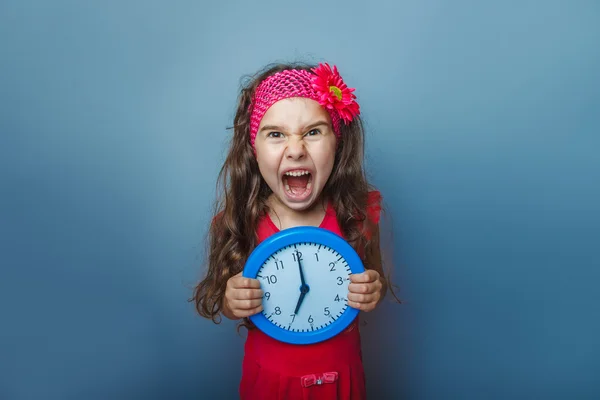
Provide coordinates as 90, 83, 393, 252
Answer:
366, 190, 382, 225
353, 190, 382, 243
212, 210, 224, 223
209, 210, 227, 234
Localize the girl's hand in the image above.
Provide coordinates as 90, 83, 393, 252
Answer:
347, 269, 383, 312
223, 272, 263, 319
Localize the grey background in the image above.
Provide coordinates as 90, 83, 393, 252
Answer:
1, 0, 599, 399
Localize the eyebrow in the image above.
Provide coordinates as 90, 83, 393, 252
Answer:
259, 121, 330, 134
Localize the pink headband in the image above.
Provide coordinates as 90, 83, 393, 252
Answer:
249, 63, 360, 148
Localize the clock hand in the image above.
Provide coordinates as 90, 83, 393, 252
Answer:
294, 251, 310, 314
294, 290, 306, 314
296, 250, 306, 287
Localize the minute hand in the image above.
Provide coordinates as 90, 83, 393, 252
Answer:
293, 252, 309, 315
297, 251, 306, 286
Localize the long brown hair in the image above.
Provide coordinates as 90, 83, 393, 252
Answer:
192, 62, 396, 325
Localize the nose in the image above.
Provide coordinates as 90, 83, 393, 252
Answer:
285, 137, 306, 160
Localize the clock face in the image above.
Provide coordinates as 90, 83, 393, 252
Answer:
243, 226, 364, 344
257, 242, 351, 333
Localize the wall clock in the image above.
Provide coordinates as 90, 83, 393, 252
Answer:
242, 226, 364, 345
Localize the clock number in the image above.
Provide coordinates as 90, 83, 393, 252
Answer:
308, 315, 314, 324
337, 276, 343, 285
266, 275, 278, 285
289, 314, 296, 323
314, 253, 319, 262
292, 251, 303, 262
275, 260, 284, 270
274, 307, 281, 315
264, 292, 270, 300
335, 294, 341, 302
329, 262, 336, 272
324, 307, 330, 316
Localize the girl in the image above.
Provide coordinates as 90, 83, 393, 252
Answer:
193, 61, 395, 399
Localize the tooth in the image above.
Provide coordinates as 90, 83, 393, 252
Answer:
285, 184, 290, 192
285, 170, 311, 176
306, 181, 312, 191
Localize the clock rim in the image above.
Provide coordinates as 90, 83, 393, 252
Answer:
242, 226, 365, 345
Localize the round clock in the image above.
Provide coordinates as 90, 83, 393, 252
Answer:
242, 226, 365, 345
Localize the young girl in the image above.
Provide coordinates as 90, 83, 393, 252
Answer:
193, 61, 395, 399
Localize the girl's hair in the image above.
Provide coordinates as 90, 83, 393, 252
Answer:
192, 62, 397, 326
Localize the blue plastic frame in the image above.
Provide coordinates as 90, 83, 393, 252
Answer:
242, 226, 365, 345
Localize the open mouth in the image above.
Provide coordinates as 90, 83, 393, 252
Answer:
282, 170, 313, 199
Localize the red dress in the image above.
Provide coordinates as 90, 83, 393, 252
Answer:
239, 191, 382, 400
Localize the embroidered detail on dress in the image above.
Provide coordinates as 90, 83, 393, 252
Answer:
301, 371, 339, 387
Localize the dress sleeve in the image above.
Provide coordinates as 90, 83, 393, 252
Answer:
366, 190, 382, 225
362, 190, 382, 242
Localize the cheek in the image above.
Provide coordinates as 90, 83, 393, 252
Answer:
256, 148, 283, 179
312, 144, 336, 178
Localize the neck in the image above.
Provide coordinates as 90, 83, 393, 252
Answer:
266, 194, 328, 230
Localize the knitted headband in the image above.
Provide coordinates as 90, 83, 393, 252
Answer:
249, 63, 360, 149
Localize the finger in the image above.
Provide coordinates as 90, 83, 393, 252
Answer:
348, 282, 368, 294
349, 273, 367, 283
232, 276, 262, 289
235, 304, 264, 318
350, 270, 379, 283
230, 288, 263, 300
348, 300, 376, 312
348, 282, 381, 295
230, 298, 263, 310
347, 292, 378, 304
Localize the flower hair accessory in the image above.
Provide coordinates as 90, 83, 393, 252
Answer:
249, 62, 360, 149
310, 63, 360, 124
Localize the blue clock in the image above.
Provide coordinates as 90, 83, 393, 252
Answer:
242, 226, 365, 345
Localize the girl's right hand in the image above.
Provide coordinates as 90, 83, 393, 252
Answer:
223, 272, 263, 319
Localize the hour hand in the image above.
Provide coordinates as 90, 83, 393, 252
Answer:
294, 291, 306, 314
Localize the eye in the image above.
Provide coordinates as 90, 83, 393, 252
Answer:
267, 131, 283, 138
305, 129, 321, 136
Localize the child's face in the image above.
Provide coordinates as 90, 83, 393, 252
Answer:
254, 97, 337, 212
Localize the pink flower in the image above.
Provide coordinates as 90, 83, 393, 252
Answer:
310, 63, 360, 124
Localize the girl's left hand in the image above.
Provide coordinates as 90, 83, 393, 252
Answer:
347, 269, 383, 312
